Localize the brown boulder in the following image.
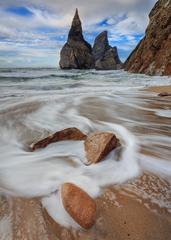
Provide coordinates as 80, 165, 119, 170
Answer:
61, 183, 96, 229
84, 132, 118, 164
31, 127, 87, 151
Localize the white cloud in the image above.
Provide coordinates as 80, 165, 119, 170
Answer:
0, 0, 157, 29
0, 0, 157, 67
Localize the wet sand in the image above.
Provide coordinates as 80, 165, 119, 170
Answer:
1, 173, 171, 240
44, 174, 171, 240
146, 85, 171, 93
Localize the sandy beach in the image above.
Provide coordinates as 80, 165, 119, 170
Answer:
146, 85, 171, 94
1, 172, 171, 240
44, 173, 171, 240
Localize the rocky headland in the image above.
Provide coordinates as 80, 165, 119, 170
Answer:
125, 0, 171, 76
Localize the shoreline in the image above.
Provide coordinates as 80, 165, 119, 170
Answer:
145, 85, 171, 93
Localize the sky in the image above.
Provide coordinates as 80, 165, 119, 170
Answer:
0, 0, 157, 68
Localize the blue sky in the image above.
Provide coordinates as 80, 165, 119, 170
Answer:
0, 0, 157, 68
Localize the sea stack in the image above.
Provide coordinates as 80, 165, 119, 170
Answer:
93, 31, 122, 70
59, 9, 94, 69
125, 0, 171, 76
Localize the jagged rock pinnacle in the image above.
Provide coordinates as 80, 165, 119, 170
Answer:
59, 9, 94, 69
68, 8, 83, 41
59, 9, 122, 70
93, 31, 110, 61
92, 30, 122, 70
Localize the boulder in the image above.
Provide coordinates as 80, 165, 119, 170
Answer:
124, 0, 171, 76
31, 127, 87, 151
93, 31, 122, 70
59, 9, 94, 69
61, 183, 96, 229
84, 132, 118, 164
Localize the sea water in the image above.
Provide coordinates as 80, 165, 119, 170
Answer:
0, 68, 171, 227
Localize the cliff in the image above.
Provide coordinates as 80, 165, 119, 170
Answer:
125, 0, 171, 76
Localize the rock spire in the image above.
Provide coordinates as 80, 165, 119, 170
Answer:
59, 9, 94, 69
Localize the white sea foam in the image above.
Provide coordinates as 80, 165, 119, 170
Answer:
0, 97, 141, 227
155, 109, 171, 118
0, 68, 171, 227
0, 115, 140, 198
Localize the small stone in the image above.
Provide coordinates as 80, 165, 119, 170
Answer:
84, 132, 118, 164
158, 92, 171, 97
31, 127, 87, 151
61, 183, 96, 229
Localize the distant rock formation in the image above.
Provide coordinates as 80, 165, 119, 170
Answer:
93, 31, 122, 70
59, 9, 94, 69
125, 0, 171, 76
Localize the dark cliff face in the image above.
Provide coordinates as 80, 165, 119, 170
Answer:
59, 9, 94, 69
125, 0, 171, 76
93, 31, 122, 70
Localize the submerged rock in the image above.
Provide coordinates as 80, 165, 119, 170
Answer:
61, 183, 96, 229
93, 31, 122, 70
59, 9, 94, 69
124, 0, 171, 76
31, 127, 87, 151
84, 132, 118, 164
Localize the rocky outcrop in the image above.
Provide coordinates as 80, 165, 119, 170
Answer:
125, 0, 171, 76
84, 132, 118, 164
31, 127, 87, 151
59, 9, 94, 69
61, 183, 96, 229
93, 31, 122, 70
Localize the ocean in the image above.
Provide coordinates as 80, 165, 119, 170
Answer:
0, 68, 171, 231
